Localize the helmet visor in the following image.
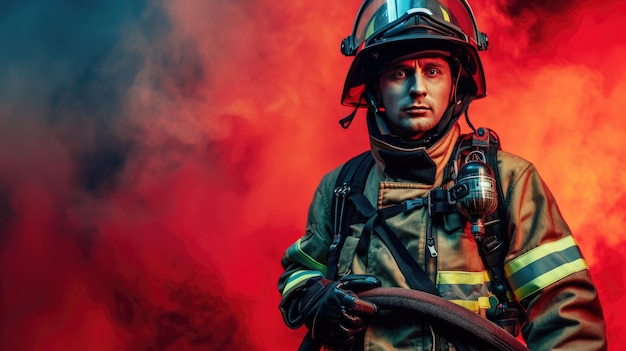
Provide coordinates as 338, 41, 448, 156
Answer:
352, 0, 481, 51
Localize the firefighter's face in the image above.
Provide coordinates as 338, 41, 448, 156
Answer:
379, 57, 452, 140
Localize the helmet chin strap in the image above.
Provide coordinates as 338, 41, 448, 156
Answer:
339, 90, 381, 129
339, 104, 360, 129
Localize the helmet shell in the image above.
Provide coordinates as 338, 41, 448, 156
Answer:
341, 0, 488, 107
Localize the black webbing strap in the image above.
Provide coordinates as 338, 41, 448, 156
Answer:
301, 151, 376, 351
486, 135, 509, 250
327, 151, 375, 280
336, 151, 373, 195
480, 142, 511, 302
351, 194, 441, 296
353, 197, 428, 263
467, 129, 525, 322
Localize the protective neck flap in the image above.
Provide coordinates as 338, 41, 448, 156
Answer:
378, 148, 436, 184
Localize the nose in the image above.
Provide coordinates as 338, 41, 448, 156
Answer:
409, 72, 426, 99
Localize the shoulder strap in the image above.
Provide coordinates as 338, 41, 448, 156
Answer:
327, 151, 375, 280
461, 129, 518, 303
457, 128, 526, 333
483, 129, 509, 250
335, 151, 373, 193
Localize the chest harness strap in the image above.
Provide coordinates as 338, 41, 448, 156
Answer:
327, 128, 524, 335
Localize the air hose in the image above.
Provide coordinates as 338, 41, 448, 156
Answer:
358, 287, 530, 351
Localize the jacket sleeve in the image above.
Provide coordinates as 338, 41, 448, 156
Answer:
277, 168, 340, 328
501, 155, 607, 350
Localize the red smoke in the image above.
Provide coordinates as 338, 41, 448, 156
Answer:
0, 0, 624, 350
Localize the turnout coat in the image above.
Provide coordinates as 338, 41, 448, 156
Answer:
278, 124, 606, 350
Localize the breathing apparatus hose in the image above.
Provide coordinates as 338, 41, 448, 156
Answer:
358, 287, 530, 351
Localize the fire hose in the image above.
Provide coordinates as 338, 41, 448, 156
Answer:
357, 287, 530, 351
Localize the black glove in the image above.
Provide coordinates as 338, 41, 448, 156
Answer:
299, 274, 380, 347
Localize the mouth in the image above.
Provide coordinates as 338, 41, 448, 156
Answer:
403, 105, 430, 115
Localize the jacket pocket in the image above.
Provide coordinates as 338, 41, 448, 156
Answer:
337, 235, 359, 277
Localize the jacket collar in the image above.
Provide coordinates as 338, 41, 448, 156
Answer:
370, 123, 460, 186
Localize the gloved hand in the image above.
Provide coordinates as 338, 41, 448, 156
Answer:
299, 274, 381, 347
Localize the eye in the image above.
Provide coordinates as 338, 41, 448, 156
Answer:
425, 68, 441, 77
393, 70, 408, 79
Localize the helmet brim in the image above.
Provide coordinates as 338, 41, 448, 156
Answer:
341, 34, 486, 107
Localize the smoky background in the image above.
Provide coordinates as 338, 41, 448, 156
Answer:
0, 0, 624, 349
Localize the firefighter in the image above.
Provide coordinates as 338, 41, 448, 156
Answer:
278, 0, 607, 350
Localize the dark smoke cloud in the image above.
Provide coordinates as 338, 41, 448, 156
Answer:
503, 0, 574, 14
0, 0, 147, 193
496, 0, 589, 46
0, 0, 255, 350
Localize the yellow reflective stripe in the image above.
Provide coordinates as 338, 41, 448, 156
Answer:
285, 239, 327, 276
437, 271, 489, 285
482, 270, 491, 283
450, 299, 479, 313
505, 236, 577, 277
478, 296, 491, 309
440, 7, 451, 22
512, 258, 588, 300
282, 270, 323, 296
